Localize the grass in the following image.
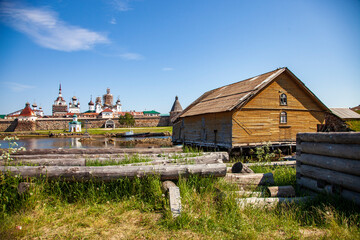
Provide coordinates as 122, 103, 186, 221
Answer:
1, 165, 360, 239
346, 120, 360, 132
86, 154, 154, 166
0, 126, 173, 136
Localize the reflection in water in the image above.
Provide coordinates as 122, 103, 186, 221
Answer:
0, 137, 170, 149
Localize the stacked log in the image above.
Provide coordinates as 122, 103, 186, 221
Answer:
296, 132, 360, 205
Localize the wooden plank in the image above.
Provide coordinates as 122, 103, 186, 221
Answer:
300, 142, 360, 160
298, 164, 360, 193
297, 153, 360, 176
237, 196, 313, 208
169, 186, 181, 217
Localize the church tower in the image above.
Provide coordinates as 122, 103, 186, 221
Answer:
103, 88, 113, 108
170, 96, 183, 124
52, 84, 68, 116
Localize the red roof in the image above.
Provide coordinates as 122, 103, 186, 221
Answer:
19, 103, 35, 117
102, 108, 113, 113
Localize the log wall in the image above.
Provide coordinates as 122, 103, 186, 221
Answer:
232, 74, 326, 145
296, 132, 360, 205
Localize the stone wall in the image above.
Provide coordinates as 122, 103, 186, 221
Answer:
0, 116, 170, 132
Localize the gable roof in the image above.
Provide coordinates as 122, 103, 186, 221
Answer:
330, 108, 360, 120
180, 67, 329, 118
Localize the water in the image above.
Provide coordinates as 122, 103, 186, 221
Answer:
0, 136, 171, 149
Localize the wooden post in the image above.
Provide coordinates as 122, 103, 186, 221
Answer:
162, 181, 181, 218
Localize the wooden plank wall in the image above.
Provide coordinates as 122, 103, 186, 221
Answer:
296, 132, 360, 205
175, 112, 232, 148
232, 73, 326, 145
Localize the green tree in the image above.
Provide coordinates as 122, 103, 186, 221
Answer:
119, 113, 135, 127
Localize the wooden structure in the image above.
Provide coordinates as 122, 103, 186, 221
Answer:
296, 132, 360, 205
172, 68, 330, 150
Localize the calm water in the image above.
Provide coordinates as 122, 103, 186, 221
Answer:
0, 136, 170, 149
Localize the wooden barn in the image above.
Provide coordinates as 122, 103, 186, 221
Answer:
172, 67, 330, 151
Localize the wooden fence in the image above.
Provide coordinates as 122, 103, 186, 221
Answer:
296, 132, 360, 205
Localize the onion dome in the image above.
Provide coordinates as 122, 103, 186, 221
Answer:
89, 100, 94, 106
32, 102, 37, 108
72, 96, 77, 100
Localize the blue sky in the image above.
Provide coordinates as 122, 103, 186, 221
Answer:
0, 0, 359, 115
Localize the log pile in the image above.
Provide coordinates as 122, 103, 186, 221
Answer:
296, 132, 360, 205
222, 162, 309, 208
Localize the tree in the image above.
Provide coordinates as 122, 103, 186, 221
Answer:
119, 113, 135, 127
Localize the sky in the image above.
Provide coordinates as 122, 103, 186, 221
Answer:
0, 0, 359, 115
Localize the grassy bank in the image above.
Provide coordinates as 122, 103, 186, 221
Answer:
1, 165, 359, 239
0, 126, 173, 137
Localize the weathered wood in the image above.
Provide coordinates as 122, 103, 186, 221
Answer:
225, 191, 262, 197
297, 176, 360, 205
11, 146, 183, 156
169, 186, 181, 217
245, 161, 296, 167
297, 132, 360, 145
162, 181, 177, 192
300, 142, 360, 160
297, 153, 360, 176
298, 164, 360, 193
4, 152, 226, 167
267, 186, 295, 197
227, 165, 254, 173
0, 163, 227, 181
225, 173, 275, 186
231, 162, 243, 173
0, 159, 86, 166
237, 196, 313, 208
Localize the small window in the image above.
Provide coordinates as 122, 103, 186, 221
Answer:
280, 93, 287, 106
280, 111, 287, 124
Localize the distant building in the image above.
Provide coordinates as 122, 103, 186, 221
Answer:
68, 114, 81, 132
143, 110, 160, 116
18, 102, 37, 121
100, 108, 114, 118
94, 88, 122, 114
330, 108, 360, 121
68, 96, 80, 113
52, 84, 68, 116
32, 102, 44, 117
351, 105, 360, 114
170, 96, 183, 124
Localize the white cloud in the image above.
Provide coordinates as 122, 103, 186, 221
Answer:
162, 67, 174, 71
0, 2, 109, 52
4, 82, 35, 92
111, 0, 132, 12
110, 17, 117, 25
119, 52, 144, 60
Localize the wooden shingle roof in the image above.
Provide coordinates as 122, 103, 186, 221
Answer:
180, 67, 329, 118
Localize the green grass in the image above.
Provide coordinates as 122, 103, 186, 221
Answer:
86, 154, 153, 166
346, 120, 360, 132
1, 126, 173, 136
250, 165, 297, 186
1, 169, 360, 239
